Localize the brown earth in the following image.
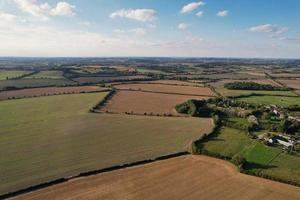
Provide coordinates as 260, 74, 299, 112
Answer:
0, 86, 108, 100
101, 90, 208, 115
278, 79, 300, 90
13, 155, 300, 200
114, 83, 215, 96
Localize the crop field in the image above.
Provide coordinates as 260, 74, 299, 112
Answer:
0, 93, 213, 195
0, 70, 33, 80
0, 78, 75, 91
114, 83, 215, 96
101, 90, 209, 115
13, 155, 300, 200
0, 86, 108, 100
141, 80, 203, 86
72, 75, 148, 84
25, 70, 65, 79
237, 95, 300, 107
277, 78, 300, 89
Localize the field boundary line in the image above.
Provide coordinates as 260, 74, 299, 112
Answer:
0, 152, 189, 199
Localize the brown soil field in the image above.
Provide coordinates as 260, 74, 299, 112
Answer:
277, 79, 300, 89
269, 73, 300, 78
0, 86, 108, 100
13, 155, 300, 200
72, 76, 147, 84
114, 83, 215, 96
101, 90, 209, 115
141, 80, 203, 86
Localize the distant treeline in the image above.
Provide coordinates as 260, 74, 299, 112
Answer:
224, 81, 289, 91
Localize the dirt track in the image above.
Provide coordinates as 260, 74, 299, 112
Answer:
12, 155, 300, 200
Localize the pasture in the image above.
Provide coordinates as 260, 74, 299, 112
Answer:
13, 156, 300, 200
114, 83, 215, 96
25, 70, 65, 79
101, 90, 209, 115
0, 70, 33, 80
200, 127, 252, 158
0, 86, 108, 100
0, 93, 213, 195
237, 95, 300, 107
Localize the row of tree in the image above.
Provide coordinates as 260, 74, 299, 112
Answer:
224, 81, 288, 91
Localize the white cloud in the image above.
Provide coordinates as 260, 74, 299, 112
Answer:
181, 1, 205, 14
248, 24, 288, 35
178, 23, 188, 30
50, 1, 76, 16
110, 9, 156, 22
0, 12, 17, 22
13, 0, 49, 20
13, 0, 75, 20
114, 28, 146, 36
196, 11, 204, 17
217, 10, 229, 17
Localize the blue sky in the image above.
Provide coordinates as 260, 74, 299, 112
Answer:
0, 0, 299, 58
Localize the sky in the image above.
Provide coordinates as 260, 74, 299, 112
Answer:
0, 0, 299, 58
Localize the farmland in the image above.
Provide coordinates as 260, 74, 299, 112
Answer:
0, 78, 75, 91
13, 155, 300, 200
0, 86, 108, 100
278, 78, 300, 89
114, 83, 215, 96
100, 90, 209, 115
0, 93, 213, 195
0, 70, 33, 80
72, 75, 148, 84
236, 95, 300, 107
25, 70, 65, 79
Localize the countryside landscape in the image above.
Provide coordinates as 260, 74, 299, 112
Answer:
1, 0, 300, 199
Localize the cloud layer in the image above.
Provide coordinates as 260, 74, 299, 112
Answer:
110, 9, 156, 22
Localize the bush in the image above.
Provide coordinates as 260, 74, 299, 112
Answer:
231, 154, 246, 168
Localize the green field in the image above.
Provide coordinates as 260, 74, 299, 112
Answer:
25, 70, 64, 79
0, 93, 213, 195
0, 78, 75, 90
216, 88, 297, 97
199, 126, 300, 185
237, 95, 300, 107
136, 68, 168, 74
201, 127, 252, 158
0, 70, 33, 80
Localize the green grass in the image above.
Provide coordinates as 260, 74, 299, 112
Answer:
0, 93, 212, 195
0, 70, 33, 80
0, 79, 75, 90
237, 95, 300, 107
216, 88, 297, 97
243, 142, 281, 167
25, 70, 64, 79
264, 153, 300, 183
201, 127, 252, 158
136, 68, 168, 75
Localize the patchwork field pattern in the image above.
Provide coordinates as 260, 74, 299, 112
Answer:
0, 93, 213, 196
14, 156, 300, 200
